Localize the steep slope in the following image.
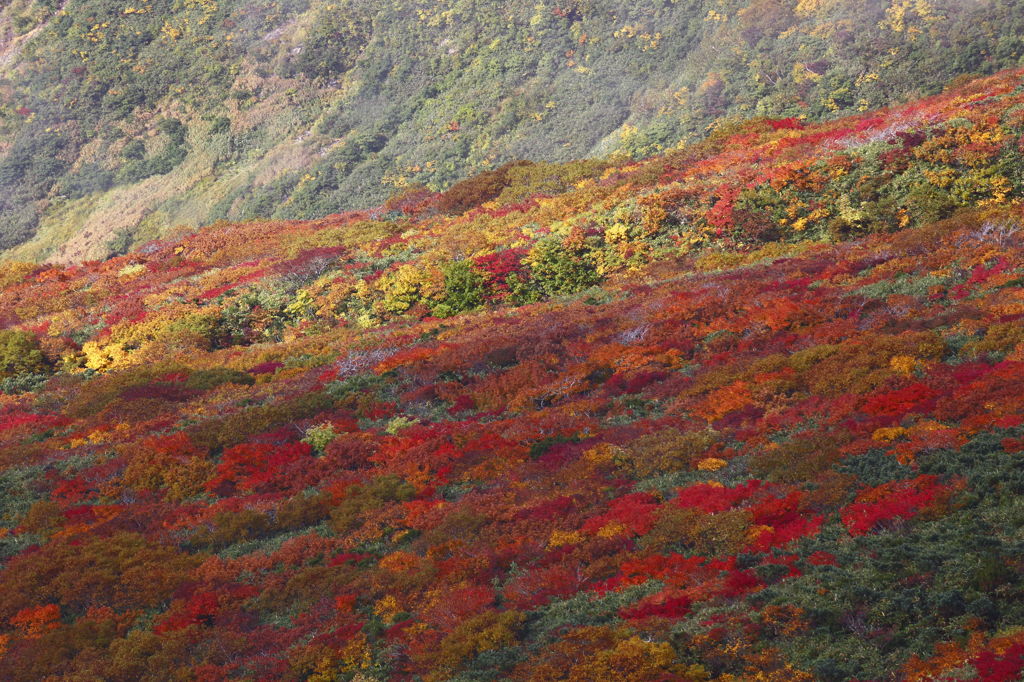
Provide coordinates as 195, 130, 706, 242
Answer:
1, 70, 1024, 680
0, 0, 1023, 262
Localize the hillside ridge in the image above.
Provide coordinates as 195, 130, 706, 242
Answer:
0, 0, 1023, 262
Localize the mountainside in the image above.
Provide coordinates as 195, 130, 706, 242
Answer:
1, 70, 1024, 680
0, 0, 1023, 262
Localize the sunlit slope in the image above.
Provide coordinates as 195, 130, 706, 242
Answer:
0, 70, 1024, 681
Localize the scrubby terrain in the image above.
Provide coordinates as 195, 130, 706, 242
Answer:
0, 0, 1023, 262
1, 69, 1024, 680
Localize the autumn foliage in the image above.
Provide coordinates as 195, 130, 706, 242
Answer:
1, 70, 1024, 680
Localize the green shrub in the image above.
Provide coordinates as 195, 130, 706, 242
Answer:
0, 330, 50, 379
432, 260, 486, 318
0, 372, 50, 395
528, 237, 602, 297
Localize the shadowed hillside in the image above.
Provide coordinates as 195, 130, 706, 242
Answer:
0, 0, 1023, 262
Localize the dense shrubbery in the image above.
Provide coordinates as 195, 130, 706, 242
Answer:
116, 118, 189, 184
3, 72, 1024, 680
435, 160, 533, 215
3, 0, 1024, 259
0, 330, 49, 379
